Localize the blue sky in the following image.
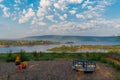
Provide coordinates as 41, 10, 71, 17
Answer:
0, 0, 120, 38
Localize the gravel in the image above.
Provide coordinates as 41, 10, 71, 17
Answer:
0, 60, 115, 80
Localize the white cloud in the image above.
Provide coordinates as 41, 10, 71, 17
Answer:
53, 0, 82, 12
76, 14, 85, 19
87, 6, 92, 10
36, 0, 52, 22
0, 0, 119, 36
22, 28, 44, 37
46, 15, 53, 20
58, 14, 67, 20
64, 14, 67, 18
76, 0, 110, 20
54, 3, 60, 9
0, 4, 4, 8
0, 0, 115, 30
31, 17, 37, 25
31, 17, 46, 26
12, 17, 17, 21
0, 4, 10, 17
30, 4, 34, 8
68, 0, 83, 4
47, 18, 120, 34
37, 7, 46, 18
40, 0, 51, 8
3, 7, 10, 17
15, 0, 21, 4
47, 21, 89, 34
69, 10, 76, 14
14, 7, 20, 10
46, 15, 57, 23
37, 21, 46, 26
14, 4, 18, 7
82, 0, 94, 8
22, 9, 26, 14
19, 8, 35, 24
0, 0, 3, 3
59, 16, 65, 20
95, 19, 120, 28
54, 0, 68, 11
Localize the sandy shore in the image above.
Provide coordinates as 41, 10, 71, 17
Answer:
0, 60, 116, 80
0, 45, 6, 48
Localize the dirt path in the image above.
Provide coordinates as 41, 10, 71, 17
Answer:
0, 61, 116, 80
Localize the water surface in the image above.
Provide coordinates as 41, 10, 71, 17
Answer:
0, 37, 120, 53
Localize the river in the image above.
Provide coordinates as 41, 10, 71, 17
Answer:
0, 40, 119, 53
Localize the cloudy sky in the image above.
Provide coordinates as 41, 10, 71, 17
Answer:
0, 0, 120, 38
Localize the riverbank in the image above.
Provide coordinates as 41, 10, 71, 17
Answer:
48, 45, 120, 53
0, 45, 6, 48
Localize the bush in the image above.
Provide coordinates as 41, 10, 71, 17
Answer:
100, 58, 107, 63
32, 51, 38, 57
33, 52, 39, 61
19, 50, 29, 61
6, 53, 14, 62
32, 52, 44, 61
39, 52, 44, 57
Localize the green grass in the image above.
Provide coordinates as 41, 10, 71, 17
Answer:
0, 52, 107, 62
0, 54, 7, 62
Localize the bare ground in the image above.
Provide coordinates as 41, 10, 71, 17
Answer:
0, 60, 116, 80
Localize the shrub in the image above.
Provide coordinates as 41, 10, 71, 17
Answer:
6, 53, 14, 62
32, 51, 38, 57
33, 52, 39, 61
19, 50, 29, 61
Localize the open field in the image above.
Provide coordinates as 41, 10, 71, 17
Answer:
0, 60, 118, 80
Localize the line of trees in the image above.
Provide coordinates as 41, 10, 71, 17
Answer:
0, 40, 60, 46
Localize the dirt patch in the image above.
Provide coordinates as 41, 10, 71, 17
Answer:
0, 61, 116, 80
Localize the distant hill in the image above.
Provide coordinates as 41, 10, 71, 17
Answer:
24, 35, 120, 43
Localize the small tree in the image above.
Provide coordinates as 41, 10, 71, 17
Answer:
6, 53, 14, 62
19, 50, 29, 61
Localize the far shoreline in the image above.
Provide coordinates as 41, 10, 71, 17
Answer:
0, 40, 74, 48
